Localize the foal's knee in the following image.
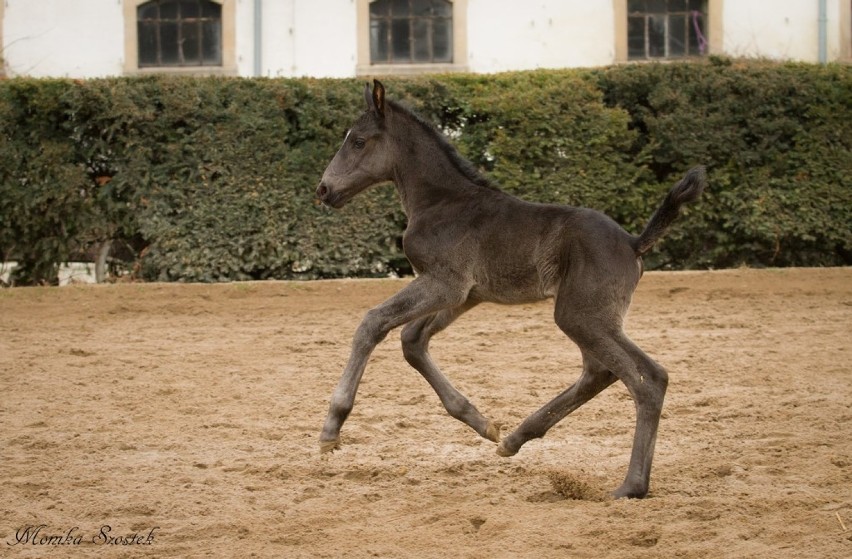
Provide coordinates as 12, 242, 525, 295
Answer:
650, 362, 669, 393
400, 324, 426, 365
355, 309, 391, 348
636, 362, 668, 411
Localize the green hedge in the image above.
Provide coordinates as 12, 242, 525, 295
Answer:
1, 60, 849, 284
595, 57, 852, 269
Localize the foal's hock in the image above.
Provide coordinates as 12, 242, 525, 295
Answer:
316, 80, 706, 499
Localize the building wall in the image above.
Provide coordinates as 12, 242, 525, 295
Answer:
466, 0, 615, 72
2, 0, 125, 77
1, 0, 849, 79
248, 0, 356, 78
723, 1, 818, 61
719, 0, 851, 63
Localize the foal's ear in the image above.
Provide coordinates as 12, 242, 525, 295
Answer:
363, 82, 373, 112
364, 79, 386, 118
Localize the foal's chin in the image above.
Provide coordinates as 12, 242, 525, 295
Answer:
320, 193, 351, 209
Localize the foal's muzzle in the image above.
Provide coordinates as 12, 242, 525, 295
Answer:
316, 182, 329, 201
315, 181, 345, 208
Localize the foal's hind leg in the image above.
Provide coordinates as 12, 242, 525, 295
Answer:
531, 261, 668, 499
559, 316, 668, 499
601, 334, 668, 499
496, 353, 616, 457
401, 302, 500, 443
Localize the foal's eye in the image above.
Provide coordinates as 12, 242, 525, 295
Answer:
353, 138, 366, 150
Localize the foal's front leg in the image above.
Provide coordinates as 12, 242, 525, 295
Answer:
319, 276, 466, 453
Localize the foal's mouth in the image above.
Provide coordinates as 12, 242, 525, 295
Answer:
315, 183, 349, 209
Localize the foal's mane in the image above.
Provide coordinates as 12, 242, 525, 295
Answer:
387, 99, 497, 191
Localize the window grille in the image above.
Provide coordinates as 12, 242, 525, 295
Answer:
369, 0, 453, 64
138, 0, 222, 67
627, 0, 708, 60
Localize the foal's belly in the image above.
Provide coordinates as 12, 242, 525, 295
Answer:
468, 268, 555, 305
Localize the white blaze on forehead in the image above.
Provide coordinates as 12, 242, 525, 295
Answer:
344, 129, 352, 144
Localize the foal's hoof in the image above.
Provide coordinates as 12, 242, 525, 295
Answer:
319, 438, 340, 454
495, 440, 518, 458
484, 421, 502, 443
611, 483, 649, 500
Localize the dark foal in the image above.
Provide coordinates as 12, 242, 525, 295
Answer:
316, 80, 706, 499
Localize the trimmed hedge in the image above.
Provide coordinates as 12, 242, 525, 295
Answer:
595, 57, 852, 269
0, 60, 849, 284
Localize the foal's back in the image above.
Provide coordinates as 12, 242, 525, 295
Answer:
411, 184, 641, 305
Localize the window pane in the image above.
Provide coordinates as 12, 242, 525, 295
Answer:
370, 19, 389, 62
201, 0, 221, 18
181, 0, 199, 18
202, 20, 222, 64
138, 21, 159, 65
430, 0, 452, 17
160, 0, 178, 19
648, 14, 665, 57
688, 0, 704, 11
370, 0, 390, 16
627, 0, 645, 13
391, 18, 410, 61
412, 0, 429, 17
433, 18, 452, 62
138, 3, 159, 20
627, 16, 646, 59
390, 0, 410, 17
670, 0, 687, 11
412, 19, 430, 62
688, 12, 705, 54
160, 21, 180, 64
412, 0, 449, 17
647, 0, 666, 13
182, 21, 201, 63
668, 15, 686, 56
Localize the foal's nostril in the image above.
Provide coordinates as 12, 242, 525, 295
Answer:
316, 184, 329, 199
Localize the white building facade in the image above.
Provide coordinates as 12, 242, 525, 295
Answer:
1, 0, 850, 79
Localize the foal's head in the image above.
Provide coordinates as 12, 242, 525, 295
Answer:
316, 80, 393, 208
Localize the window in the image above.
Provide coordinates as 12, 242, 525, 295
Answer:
137, 0, 222, 67
358, 0, 466, 75
124, 0, 235, 75
627, 0, 707, 60
369, 0, 453, 65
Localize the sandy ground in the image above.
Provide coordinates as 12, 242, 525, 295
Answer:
1, 268, 850, 558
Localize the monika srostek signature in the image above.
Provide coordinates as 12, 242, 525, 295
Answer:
7, 524, 159, 547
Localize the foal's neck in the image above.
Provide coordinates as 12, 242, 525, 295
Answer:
389, 107, 489, 217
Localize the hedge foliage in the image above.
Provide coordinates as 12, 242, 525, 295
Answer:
1, 59, 849, 284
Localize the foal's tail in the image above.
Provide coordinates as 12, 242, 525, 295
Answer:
633, 166, 707, 256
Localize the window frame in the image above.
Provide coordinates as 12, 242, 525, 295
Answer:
124, 0, 236, 75
369, 0, 454, 65
357, 0, 468, 75
614, 0, 722, 63
137, 0, 223, 68
842, 0, 852, 61
0, 1, 4, 77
